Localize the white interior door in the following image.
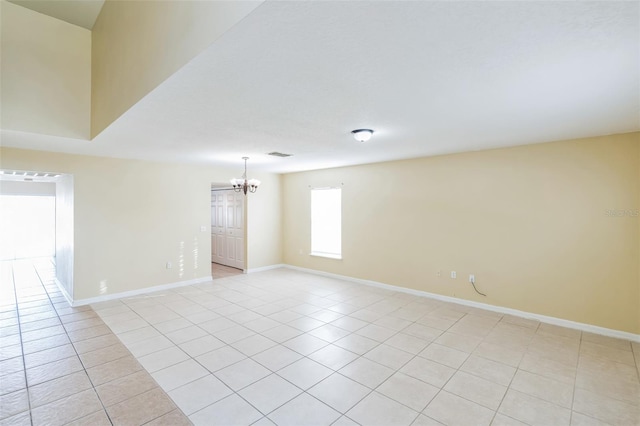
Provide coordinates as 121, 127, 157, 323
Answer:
211, 190, 244, 269
211, 192, 225, 265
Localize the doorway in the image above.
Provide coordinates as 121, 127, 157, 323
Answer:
0, 170, 74, 301
211, 188, 245, 271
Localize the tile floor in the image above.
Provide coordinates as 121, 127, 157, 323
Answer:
212, 263, 243, 280
1, 259, 639, 426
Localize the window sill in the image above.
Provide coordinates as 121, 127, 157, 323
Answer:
310, 252, 342, 260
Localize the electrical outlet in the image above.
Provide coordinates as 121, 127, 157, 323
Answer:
200, 225, 207, 232
451, 271, 457, 279
436, 270, 442, 277
166, 262, 172, 269
469, 274, 475, 283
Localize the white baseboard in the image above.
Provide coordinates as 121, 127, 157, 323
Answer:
72, 276, 213, 307
282, 264, 640, 343
54, 278, 73, 306
245, 264, 286, 274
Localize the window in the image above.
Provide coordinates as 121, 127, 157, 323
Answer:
311, 187, 341, 259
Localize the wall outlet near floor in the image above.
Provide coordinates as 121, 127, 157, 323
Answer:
436, 270, 442, 278
469, 274, 475, 283
166, 262, 172, 269
451, 271, 457, 279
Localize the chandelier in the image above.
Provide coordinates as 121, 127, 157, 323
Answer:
230, 157, 261, 195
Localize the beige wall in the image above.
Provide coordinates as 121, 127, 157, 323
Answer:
91, 0, 262, 137
283, 133, 640, 334
0, 0, 91, 139
0, 147, 282, 301
247, 173, 283, 270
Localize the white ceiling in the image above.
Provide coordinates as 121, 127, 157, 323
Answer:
7, 0, 104, 30
3, 1, 638, 173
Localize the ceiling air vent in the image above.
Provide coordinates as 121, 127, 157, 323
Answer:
268, 152, 293, 158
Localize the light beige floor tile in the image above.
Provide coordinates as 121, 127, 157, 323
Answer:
107, 387, 176, 426
570, 412, 611, 426
145, 408, 192, 426
214, 358, 270, 391
283, 334, 329, 356
460, 355, 516, 386
22, 334, 70, 355
23, 344, 76, 370
347, 391, 419, 426
63, 317, 104, 332
0, 371, 26, 396
0, 410, 31, 426
580, 341, 636, 366
330, 316, 369, 332
334, 334, 379, 355
231, 334, 276, 356
95, 370, 159, 407
79, 342, 131, 368
116, 326, 162, 345
0, 389, 29, 421
444, 370, 507, 410
178, 335, 226, 358
519, 353, 576, 385
498, 389, 571, 425
212, 325, 256, 345
308, 373, 370, 413
572, 387, 640, 425
168, 374, 232, 415
268, 393, 341, 426
138, 347, 190, 373
364, 344, 413, 370
127, 335, 175, 358
308, 344, 358, 370
28, 370, 92, 408
86, 354, 142, 386
239, 373, 302, 415
402, 324, 442, 342
251, 345, 302, 371
434, 331, 481, 353
31, 388, 102, 426
261, 324, 304, 343
510, 369, 574, 408
410, 414, 445, 426
64, 410, 112, 426
278, 358, 332, 390
377, 372, 439, 412
308, 324, 351, 343
581, 333, 632, 352
195, 346, 246, 373
418, 343, 469, 369
26, 355, 84, 386
287, 317, 325, 332
400, 357, 456, 388
424, 390, 495, 426
473, 341, 524, 367
67, 325, 112, 343
152, 359, 209, 392
339, 357, 395, 388
575, 367, 640, 406
356, 324, 397, 342
491, 413, 529, 426
73, 334, 120, 354
20, 325, 65, 343
385, 333, 431, 355
189, 394, 262, 426
538, 323, 581, 340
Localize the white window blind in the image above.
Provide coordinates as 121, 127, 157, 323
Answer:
311, 187, 341, 259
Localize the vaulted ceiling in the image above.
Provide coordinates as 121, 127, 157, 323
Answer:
2, 1, 638, 173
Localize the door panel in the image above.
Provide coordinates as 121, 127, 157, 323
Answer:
211, 190, 245, 269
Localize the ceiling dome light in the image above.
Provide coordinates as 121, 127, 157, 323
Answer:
351, 129, 374, 143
